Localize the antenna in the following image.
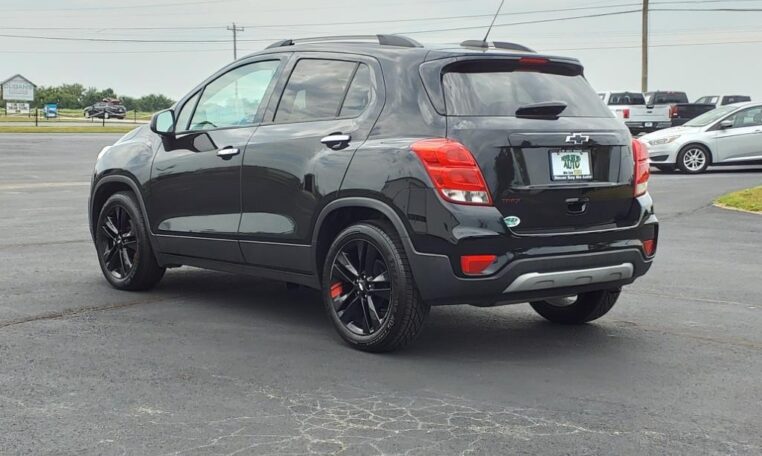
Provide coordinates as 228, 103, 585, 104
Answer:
483, 0, 505, 43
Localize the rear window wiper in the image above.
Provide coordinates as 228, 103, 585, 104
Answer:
515, 101, 567, 119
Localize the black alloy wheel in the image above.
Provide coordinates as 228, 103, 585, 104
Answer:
99, 205, 137, 279
329, 239, 392, 336
95, 192, 165, 290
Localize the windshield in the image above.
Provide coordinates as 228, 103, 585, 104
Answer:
442, 62, 611, 117
695, 96, 718, 104
684, 105, 737, 127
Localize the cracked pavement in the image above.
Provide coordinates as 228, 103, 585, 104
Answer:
1, 134, 761, 455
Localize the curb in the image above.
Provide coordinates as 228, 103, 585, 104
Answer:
712, 202, 762, 216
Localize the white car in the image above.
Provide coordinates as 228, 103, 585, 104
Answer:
641, 101, 762, 174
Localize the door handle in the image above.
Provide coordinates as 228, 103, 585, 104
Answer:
216, 147, 240, 159
320, 133, 351, 150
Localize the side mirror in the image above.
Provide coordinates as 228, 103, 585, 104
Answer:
719, 120, 734, 129
150, 109, 175, 136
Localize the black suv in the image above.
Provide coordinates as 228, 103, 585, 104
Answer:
89, 35, 657, 352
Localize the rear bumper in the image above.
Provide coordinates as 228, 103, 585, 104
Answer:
626, 121, 671, 134
410, 247, 653, 306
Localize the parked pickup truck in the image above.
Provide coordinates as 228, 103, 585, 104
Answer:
644, 91, 715, 127
694, 94, 751, 109
598, 91, 671, 134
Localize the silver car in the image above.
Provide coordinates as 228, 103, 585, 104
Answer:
642, 101, 762, 173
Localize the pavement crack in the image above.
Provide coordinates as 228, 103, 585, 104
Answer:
0, 295, 179, 330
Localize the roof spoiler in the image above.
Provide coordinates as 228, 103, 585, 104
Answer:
460, 40, 535, 53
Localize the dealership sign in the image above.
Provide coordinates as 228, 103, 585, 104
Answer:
6, 102, 30, 114
1, 74, 36, 101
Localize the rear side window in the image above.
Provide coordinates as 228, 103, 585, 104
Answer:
442, 61, 611, 117
608, 92, 645, 105
339, 64, 372, 117
275, 59, 357, 123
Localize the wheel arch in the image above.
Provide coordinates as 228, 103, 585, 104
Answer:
312, 197, 415, 279
90, 174, 151, 241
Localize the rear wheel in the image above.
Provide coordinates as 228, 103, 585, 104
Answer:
530, 289, 620, 324
677, 145, 710, 174
322, 221, 429, 352
95, 192, 165, 291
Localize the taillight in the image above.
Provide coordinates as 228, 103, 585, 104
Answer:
411, 138, 492, 205
669, 104, 678, 118
622, 108, 630, 119
632, 138, 649, 196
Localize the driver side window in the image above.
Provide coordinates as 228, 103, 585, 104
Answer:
727, 107, 762, 129
190, 60, 280, 131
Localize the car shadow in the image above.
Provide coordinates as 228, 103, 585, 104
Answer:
149, 269, 628, 360
651, 166, 762, 174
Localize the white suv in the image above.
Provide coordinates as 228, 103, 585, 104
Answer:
641, 101, 762, 173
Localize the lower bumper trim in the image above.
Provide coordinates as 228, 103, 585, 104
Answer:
503, 263, 634, 293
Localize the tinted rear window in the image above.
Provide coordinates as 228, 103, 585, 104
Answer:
651, 92, 689, 104
608, 92, 645, 105
442, 61, 611, 117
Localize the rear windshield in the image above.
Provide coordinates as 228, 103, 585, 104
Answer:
648, 92, 689, 104
442, 61, 611, 118
608, 92, 645, 105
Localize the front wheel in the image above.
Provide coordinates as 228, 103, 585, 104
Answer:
95, 192, 165, 291
530, 289, 620, 324
322, 221, 429, 352
677, 145, 710, 174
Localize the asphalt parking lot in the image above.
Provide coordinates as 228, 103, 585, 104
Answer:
1, 133, 761, 455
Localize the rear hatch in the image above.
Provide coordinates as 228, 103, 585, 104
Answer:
607, 92, 670, 122
434, 56, 638, 234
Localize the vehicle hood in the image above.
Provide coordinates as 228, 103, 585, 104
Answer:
641, 125, 701, 141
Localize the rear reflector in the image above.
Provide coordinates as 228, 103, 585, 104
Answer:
330, 281, 343, 299
642, 239, 656, 257
461, 255, 497, 276
632, 138, 649, 196
411, 138, 492, 205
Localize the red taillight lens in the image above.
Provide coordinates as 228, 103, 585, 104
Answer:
642, 239, 656, 257
411, 138, 492, 205
669, 104, 678, 118
461, 255, 497, 276
632, 138, 649, 197
622, 108, 630, 119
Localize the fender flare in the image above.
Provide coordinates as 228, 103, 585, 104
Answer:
311, 197, 417, 272
89, 175, 158, 253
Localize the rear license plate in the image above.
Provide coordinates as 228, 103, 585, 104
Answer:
644, 122, 654, 127
550, 149, 592, 181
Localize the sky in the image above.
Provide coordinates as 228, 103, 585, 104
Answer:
2, 0, 762, 102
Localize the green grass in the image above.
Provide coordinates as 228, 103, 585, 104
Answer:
1, 109, 154, 122
715, 186, 762, 213
0, 125, 138, 134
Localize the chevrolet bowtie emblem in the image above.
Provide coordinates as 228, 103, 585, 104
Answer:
565, 133, 590, 145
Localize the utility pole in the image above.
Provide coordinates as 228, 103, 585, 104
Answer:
641, 0, 649, 93
227, 22, 244, 60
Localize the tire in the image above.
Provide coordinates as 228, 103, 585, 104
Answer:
322, 221, 429, 352
95, 192, 165, 291
677, 144, 710, 174
530, 289, 620, 324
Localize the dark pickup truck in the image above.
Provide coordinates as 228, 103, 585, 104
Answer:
644, 91, 714, 127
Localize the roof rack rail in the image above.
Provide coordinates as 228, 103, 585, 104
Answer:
460, 40, 535, 53
266, 34, 422, 49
